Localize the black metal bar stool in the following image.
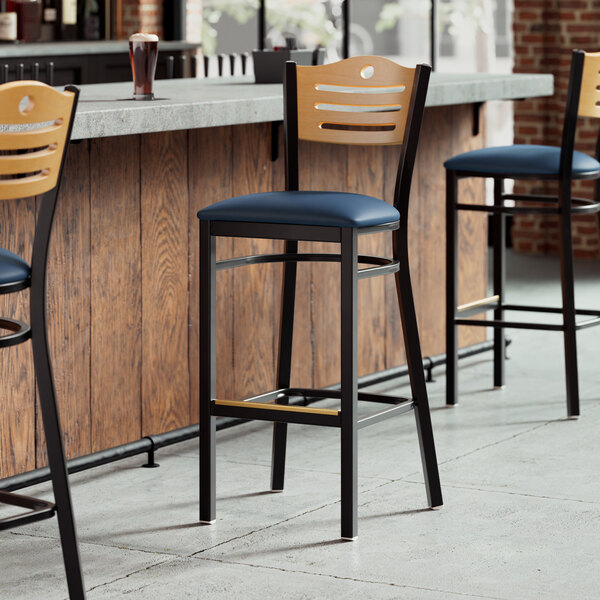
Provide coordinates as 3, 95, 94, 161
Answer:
0, 81, 84, 598
445, 49, 600, 418
197, 56, 443, 540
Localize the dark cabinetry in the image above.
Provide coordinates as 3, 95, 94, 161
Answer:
0, 41, 198, 85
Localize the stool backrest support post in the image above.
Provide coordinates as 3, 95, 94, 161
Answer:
283, 56, 431, 214
558, 50, 586, 189
573, 50, 600, 205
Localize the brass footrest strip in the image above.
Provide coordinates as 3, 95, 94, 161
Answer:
457, 295, 499, 313
212, 400, 340, 427
214, 399, 338, 416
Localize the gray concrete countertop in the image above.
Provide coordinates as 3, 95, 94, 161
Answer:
0, 40, 200, 58
70, 72, 553, 140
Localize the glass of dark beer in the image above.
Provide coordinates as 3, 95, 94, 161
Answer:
129, 33, 159, 100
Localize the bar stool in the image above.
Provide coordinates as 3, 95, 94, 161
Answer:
0, 82, 85, 598
445, 49, 600, 417
197, 56, 443, 540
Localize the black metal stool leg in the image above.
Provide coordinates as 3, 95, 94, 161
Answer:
558, 204, 580, 418
493, 177, 506, 389
340, 228, 358, 540
30, 283, 85, 599
199, 220, 217, 522
445, 169, 459, 405
394, 232, 443, 509
271, 240, 298, 492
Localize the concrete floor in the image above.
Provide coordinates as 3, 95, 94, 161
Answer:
2, 250, 600, 599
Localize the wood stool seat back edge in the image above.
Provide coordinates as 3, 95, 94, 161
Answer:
0, 80, 76, 201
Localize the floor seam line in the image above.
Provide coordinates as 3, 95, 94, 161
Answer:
407, 481, 599, 504
9, 530, 185, 557
193, 556, 509, 600
188, 498, 343, 556
82, 556, 179, 595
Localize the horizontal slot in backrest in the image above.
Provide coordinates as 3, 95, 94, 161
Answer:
0, 81, 75, 200
314, 103, 402, 113
321, 123, 395, 132
578, 52, 600, 118
296, 56, 415, 146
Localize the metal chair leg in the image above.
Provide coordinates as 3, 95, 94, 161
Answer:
340, 228, 358, 540
394, 231, 443, 509
30, 282, 85, 599
445, 169, 459, 405
271, 240, 299, 492
199, 220, 217, 522
557, 205, 580, 418
492, 177, 506, 389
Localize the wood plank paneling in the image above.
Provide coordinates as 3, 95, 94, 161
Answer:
299, 140, 348, 389
347, 145, 388, 377
453, 105, 488, 348
382, 145, 407, 370
232, 123, 282, 400
90, 135, 142, 451
141, 131, 190, 435
0, 197, 36, 478
0, 105, 490, 478
38, 141, 92, 466
414, 106, 453, 357
189, 126, 235, 418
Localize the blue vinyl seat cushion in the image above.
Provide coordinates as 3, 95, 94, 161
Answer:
444, 144, 600, 179
0, 247, 30, 286
197, 190, 399, 228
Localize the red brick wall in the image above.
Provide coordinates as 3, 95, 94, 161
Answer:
121, 0, 163, 39
512, 0, 600, 259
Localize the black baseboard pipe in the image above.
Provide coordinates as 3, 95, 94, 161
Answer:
0, 338, 508, 493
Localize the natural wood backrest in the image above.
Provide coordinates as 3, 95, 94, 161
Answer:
295, 56, 416, 146
577, 52, 600, 118
0, 81, 76, 200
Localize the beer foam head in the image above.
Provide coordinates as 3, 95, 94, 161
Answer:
129, 32, 158, 42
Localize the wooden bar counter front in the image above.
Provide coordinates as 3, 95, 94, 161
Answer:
0, 74, 553, 478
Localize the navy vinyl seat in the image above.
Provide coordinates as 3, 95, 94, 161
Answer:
444, 144, 600, 178
0, 247, 30, 286
197, 190, 400, 228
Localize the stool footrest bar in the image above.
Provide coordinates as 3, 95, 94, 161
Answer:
216, 253, 398, 280
282, 387, 406, 404
457, 295, 500, 318
212, 399, 341, 427
358, 400, 414, 429
0, 489, 56, 530
0, 317, 31, 348
455, 318, 563, 331
502, 303, 600, 317
576, 316, 600, 330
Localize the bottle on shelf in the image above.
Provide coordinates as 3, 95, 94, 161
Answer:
58, 0, 76, 40
79, 0, 103, 41
9, 0, 42, 43
0, 0, 18, 43
40, 0, 57, 40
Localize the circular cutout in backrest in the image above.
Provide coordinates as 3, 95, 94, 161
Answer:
360, 65, 374, 80
19, 95, 34, 115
